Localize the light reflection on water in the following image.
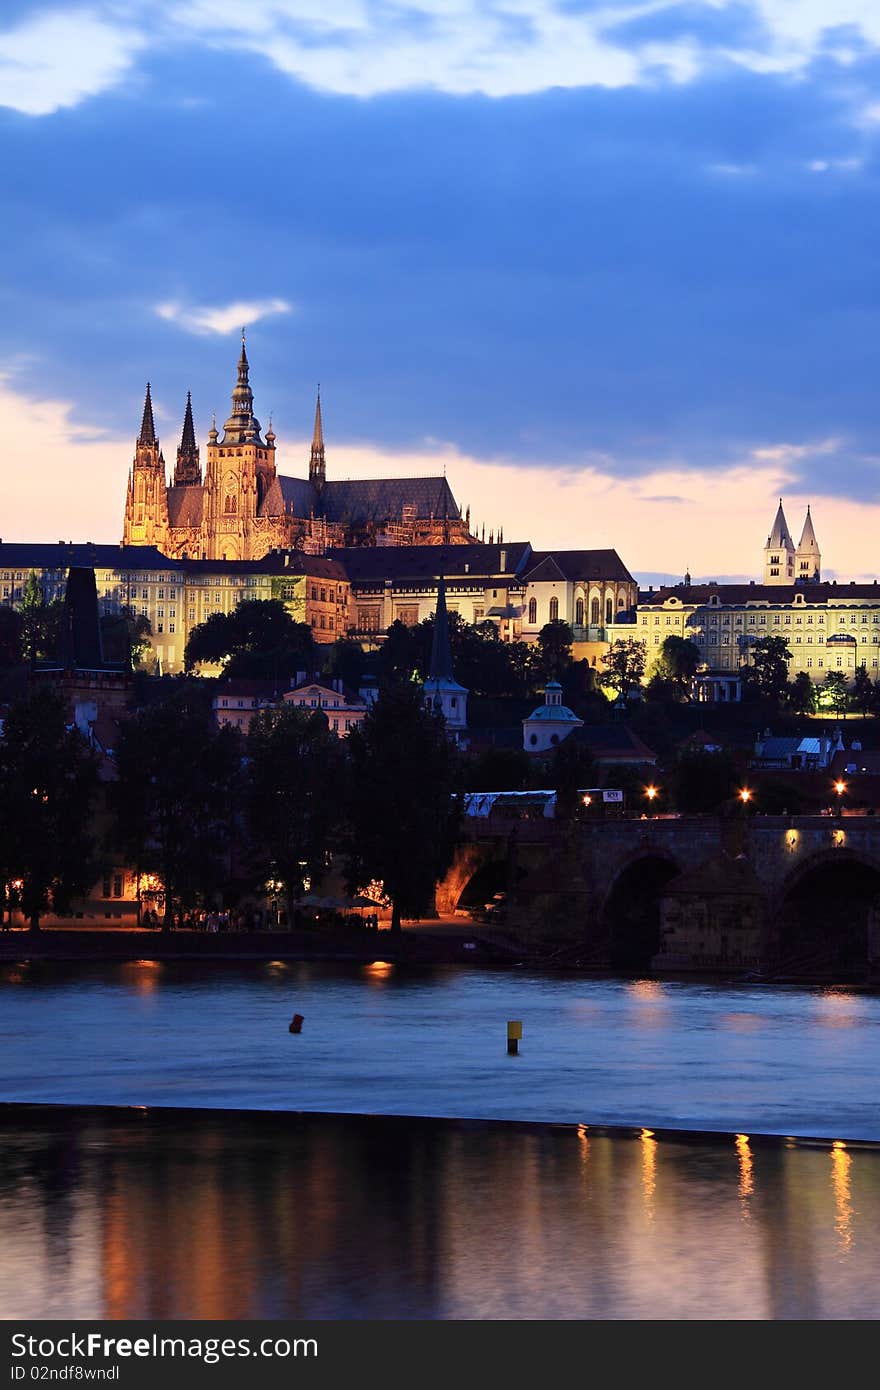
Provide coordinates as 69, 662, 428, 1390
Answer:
2, 960, 880, 1139
1, 1107, 880, 1320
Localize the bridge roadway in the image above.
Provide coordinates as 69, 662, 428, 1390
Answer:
436, 812, 880, 978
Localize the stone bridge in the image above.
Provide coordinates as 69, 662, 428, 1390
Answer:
436, 813, 880, 980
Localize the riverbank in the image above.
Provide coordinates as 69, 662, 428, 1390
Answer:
0, 921, 525, 966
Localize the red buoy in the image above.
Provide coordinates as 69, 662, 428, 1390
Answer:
289, 1013, 304, 1034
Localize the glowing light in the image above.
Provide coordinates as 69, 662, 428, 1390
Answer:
831, 1141, 854, 1252
735, 1134, 753, 1207
834, 780, 847, 796
364, 960, 393, 981
644, 785, 658, 801
640, 1128, 657, 1218
786, 829, 799, 850
582, 794, 592, 807
738, 788, 752, 803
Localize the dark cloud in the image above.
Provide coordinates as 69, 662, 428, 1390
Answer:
2, 36, 880, 504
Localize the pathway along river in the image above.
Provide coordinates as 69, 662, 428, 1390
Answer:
4, 960, 880, 1319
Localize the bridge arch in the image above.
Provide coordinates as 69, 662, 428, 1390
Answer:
775, 847, 880, 977
600, 851, 683, 973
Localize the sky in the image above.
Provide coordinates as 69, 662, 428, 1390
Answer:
2, 2, 880, 582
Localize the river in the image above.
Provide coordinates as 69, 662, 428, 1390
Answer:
3, 960, 880, 1319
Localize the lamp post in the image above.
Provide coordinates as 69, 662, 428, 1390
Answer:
644, 785, 659, 818
833, 779, 847, 817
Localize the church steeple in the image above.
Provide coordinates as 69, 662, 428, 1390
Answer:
423, 571, 468, 738
138, 382, 157, 447
309, 387, 326, 489
763, 497, 796, 584
174, 390, 201, 486
124, 382, 169, 548
221, 330, 264, 445
429, 573, 455, 684
796, 504, 821, 582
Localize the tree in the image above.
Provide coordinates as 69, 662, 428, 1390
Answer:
110, 688, 242, 928
852, 664, 873, 716
185, 599, 314, 681
788, 670, 816, 715
548, 738, 598, 820
0, 687, 100, 930
463, 746, 532, 792
0, 606, 23, 668
821, 670, 850, 718
344, 684, 463, 933
599, 638, 646, 699
535, 620, 574, 682
245, 704, 345, 920
19, 571, 62, 666
653, 635, 701, 700
670, 749, 739, 815
744, 635, 792, 706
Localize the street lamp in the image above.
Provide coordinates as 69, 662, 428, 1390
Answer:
644, 785, 659, 817
833, 779, 847, 816
738, 788, 752, 805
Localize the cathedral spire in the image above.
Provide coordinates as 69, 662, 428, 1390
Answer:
174, 390, 201, 486
309, 385, 326, 489
221, 331, 263, 444
796, 504, 821, 582
138, 382, 156, 446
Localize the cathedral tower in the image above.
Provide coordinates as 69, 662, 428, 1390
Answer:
122, 383, 169, 548
309, 388, 326, 490
173, 391, 201, 486
796, 505, 820, 582
763, 499, 796, 585
202, 334, 277, 560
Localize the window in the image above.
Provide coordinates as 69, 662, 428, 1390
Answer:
141, 588, 148, 600
528, 597, 537, 624
169, 623, 175, 634
807, 658, 812, 668
592, 599, 600, 625
575, 598, 584, 626
320, 587, 326, 602
606, 598, 613, 624
357, 607, 380, 633
549, 597, 559, 622
113, 874, 123, 898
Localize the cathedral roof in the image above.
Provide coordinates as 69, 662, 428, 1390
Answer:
327, 541, 532, 581
321, 476, 459, 526
258, 476, 286, 518
521, 549, 635, 584
277, 475, 318, 516
167, 485, 204, 528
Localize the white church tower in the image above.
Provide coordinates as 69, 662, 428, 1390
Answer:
796, 505, 821, 582
763, 499, 796, 585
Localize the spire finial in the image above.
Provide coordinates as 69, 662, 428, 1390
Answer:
310, 385, 326, 489
138, 382, 157, 446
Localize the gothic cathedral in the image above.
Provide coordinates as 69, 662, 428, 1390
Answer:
123, 337, 473, 560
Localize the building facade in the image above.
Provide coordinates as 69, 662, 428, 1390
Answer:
122, 338, 473, 562
609, 578, 880, 687
0, 543, 350, 675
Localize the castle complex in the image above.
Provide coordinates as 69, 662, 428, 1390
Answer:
122, 336, 472, 560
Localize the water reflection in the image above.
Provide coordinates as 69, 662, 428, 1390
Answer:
831, 1142, 854, 1253
4, 1106, 880, 1320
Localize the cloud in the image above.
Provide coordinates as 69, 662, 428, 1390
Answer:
8, 2, 880, 114
0, 9, 141, 115
0, 377, 129, 542
155, 298, 293, 335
